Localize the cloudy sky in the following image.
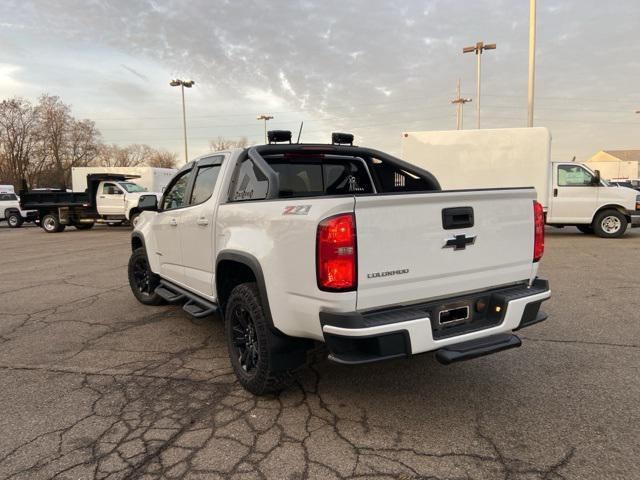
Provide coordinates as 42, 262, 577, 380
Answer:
1, 0, 639, 164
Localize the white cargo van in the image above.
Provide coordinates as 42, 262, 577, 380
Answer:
401, 128, 640, 238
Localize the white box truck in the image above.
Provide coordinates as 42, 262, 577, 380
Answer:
401, 128, 640, 238
72, 166, 176, 193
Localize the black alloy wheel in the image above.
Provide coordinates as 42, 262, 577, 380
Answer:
128, 248, 163, 305
230, 305, 260, 375
132, 255, 152, 295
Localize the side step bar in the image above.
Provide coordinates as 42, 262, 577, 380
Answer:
155, 280, 219, 318
435, 333, 521, 365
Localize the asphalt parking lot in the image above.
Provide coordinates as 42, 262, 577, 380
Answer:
0, 224, 638, 480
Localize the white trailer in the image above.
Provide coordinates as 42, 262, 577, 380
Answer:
401, 127, 552, 206
72, 167, 176, 193
401, 128, 640, 238
584, 160, 638, 181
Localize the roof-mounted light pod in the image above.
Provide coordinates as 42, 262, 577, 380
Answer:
267, 130, 292, 144
331, 132, 354, 146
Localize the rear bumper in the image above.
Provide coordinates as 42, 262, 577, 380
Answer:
320, 278, 550, 365
628, 211, 640, 227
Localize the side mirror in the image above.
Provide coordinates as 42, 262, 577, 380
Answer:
592, 170, 601, 186
138, 195, 158, 211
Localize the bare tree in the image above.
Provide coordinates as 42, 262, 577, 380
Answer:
1, 93, 179, 189
97, 144, 149, 167
0, 98, 39, 189
146, 150, 178, 168
97, 144, 178, 168
37, 94, 101, 187
210, 136, 249, 151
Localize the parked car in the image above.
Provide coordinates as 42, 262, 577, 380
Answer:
401, 128, 640, 238
128, 132, 551, 395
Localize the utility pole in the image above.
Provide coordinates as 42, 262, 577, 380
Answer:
451, 79, 472, 130
528, 0, 537, 127
463, 41, 496, 129
170, 79, 195, 164
257, 114, 274, 143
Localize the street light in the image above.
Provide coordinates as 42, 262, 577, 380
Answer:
170, 79, 195, 164
451, 79, 472, 130
257, 114, 274, 143
463, 41, 496, 129
527, 0, 537, 127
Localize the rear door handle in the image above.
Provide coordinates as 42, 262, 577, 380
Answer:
169, 218, 178, 226
553, 188, 558, 197
196, 217, 209, 226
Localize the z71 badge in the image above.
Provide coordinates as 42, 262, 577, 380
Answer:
282, 205, 311, 215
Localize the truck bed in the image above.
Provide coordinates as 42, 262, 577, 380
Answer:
19, 190, 91, 209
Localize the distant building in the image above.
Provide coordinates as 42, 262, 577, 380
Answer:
585, 150, 640, 180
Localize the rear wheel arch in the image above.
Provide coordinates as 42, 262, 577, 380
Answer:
216, 252, 272, 324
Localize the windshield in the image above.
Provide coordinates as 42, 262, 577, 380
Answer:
118, 182, 146, 193
0, 193, 17, 201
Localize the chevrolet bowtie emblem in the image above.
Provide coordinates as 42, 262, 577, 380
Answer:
443, 234, 476, 251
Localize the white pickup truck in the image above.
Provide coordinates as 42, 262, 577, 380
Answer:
0, 185, 36, 228
19, 174, 162, 232
128, 133, 550, 395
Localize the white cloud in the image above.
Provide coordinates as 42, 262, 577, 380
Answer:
0, 63, 22, 90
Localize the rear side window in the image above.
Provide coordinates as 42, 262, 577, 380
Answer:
268, 158, 373, 198
190, 165, 222, 205
0, 193, 17, 201
368, 161, 430, 193
230, 159, 269, 201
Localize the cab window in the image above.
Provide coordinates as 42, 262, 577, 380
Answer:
558, 165, 594, 186
0, 193, 17, 201
162, 170, 192, 210
102, 183, 122, 195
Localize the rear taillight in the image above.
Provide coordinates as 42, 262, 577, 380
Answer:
533, 201, 545, 262
317, 213, 357, 291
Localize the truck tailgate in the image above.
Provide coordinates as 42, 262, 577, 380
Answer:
355, 188, 536, 310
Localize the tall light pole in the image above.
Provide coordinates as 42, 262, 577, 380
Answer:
451, 79, 472, 130
463, 41, 496, 129
527, 0, 537, 127
170, 79, 195, 164
257, 114, 274, 143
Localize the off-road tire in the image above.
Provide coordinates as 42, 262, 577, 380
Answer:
593, 209, 627, 238
42, 213, 65, 233
576, 225, 594, 234
128, 247, 163, 305
225, 283, 295, 395
7, 212, 23, 228
74, 222, 95, 230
